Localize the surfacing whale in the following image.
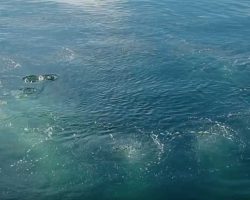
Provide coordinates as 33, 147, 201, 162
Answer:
23, 74, 58, 83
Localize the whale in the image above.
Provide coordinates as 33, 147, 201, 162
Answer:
23, 74, 58, 83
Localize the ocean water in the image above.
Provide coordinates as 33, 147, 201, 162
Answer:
1, 0, 250, 199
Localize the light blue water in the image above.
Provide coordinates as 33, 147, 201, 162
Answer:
1, 0, 250, 199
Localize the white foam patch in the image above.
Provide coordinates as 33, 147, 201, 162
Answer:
150, 133, 164, 161
0, 100, 7, 105
194, 120, 243, 171
55, 47, 76, 62
0, 57, 21, 73
117, 140, 143, 161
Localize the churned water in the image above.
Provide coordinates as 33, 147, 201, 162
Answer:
1, 0, 250, 199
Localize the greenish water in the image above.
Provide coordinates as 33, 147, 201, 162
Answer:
1, 0, 250, 199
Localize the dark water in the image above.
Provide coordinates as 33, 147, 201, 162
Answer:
1, 0, 250, 199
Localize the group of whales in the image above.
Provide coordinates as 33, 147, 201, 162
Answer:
20, 74, 58, 96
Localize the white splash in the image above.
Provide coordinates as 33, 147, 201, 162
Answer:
151, 133, 165, 162
0, 57, 21, 73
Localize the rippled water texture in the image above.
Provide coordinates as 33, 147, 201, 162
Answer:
1, 0, 250, 199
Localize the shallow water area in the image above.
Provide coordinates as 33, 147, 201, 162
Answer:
1, 0, 250, 199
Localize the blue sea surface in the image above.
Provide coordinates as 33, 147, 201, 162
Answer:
1, 0, 250, 199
